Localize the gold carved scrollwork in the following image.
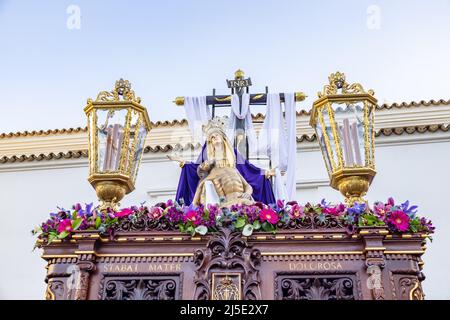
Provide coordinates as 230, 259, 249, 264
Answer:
95, 78, 141, 103
409, 280, 424, 300
214, 96, 232, 103
318, 71, 375, 98
45, 284, 55, 300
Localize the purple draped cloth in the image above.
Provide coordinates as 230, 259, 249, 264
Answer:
175, 145, 275, 205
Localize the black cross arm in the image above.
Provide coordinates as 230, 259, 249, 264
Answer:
173, 92, 306, 106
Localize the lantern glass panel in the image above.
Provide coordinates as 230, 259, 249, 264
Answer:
131, 122, 147, 181
332, 102, 365, 167
315, 120, 332, 174
367, 103, 374, 166
122, 110, 141, 177
87, 111, 96, 174
96, 108, 128, 173
321, 106, 339, 169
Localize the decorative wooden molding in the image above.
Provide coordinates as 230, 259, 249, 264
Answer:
39, 227, 429, 300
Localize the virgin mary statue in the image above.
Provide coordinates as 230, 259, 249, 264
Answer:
169, 118, 276, 207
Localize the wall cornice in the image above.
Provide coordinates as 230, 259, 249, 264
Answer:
1, 124, 449, 171
1, 100, 450, 164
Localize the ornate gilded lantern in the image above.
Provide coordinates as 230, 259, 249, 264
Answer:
310, 72, 377, 204
84, 79, 151, 210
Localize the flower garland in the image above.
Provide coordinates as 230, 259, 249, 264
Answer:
32, 198, 434, 248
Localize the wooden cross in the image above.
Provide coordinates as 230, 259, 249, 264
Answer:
174, 69, 306, 160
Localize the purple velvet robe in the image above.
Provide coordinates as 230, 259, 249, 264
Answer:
175, 145, 275, 205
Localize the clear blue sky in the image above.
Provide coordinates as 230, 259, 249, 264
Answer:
1, 0, 449, 132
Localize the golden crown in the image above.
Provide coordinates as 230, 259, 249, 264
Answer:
202, 117, 228, 137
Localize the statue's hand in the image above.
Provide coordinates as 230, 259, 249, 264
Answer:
265, 168, 276, 179
241, 193, 252, 200
167, 155, 185, 168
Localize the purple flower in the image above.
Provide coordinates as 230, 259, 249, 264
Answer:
155, 202, 167, 209
320, 199, 329, 208
347, 203, 366, 216
373, 202, 387, 218
400, 200, 418, 217
85, 203, 94, 216
276, 199, 285, 209
72, 203, 82, 212
289, 204, 304, 219
387, 197, 395, 206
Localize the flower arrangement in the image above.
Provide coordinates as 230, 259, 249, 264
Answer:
32, 198, 434, 248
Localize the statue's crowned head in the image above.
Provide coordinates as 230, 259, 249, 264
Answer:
202, 117, 236, 168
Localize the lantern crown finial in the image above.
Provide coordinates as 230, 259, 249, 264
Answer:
318, 71, 375, 98
329, 71, 346, 89
94, 78, 141, 103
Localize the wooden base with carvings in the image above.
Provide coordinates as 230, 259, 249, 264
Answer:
42, 226, 427, 300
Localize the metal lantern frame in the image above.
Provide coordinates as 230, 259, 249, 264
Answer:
84, 79, 151, 210
310, 72, 377, 204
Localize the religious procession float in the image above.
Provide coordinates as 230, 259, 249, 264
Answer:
34, 71, 434, 300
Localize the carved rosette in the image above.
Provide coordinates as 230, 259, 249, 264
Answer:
193, 227, 261, 300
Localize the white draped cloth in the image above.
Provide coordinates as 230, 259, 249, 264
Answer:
284, 93, 297, 200
183, 96, 211, 143
228, 93, 257, 157
258, 93, 297, 201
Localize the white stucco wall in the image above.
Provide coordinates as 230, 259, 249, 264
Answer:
0, 129, 449, 299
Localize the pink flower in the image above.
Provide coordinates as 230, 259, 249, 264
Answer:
323, 204, 345, 216
289, 204, 304, 219
115, 208, 133, 218
57, 219, 72, 233
147, 207, 163, 220
373, 202, 387, 218
185, 210, 201, 226
260, 208, 279, 225
388, 210, 410, 232
387, 197, 395, 206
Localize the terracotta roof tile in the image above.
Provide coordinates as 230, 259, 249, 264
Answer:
1, 124, 449, 164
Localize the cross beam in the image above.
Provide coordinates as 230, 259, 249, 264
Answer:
173, 92, 306, 106
173, 70, 306, 160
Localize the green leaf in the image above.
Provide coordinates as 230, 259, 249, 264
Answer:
242, 224, 254, 237
95, 217, 101, 229
262, 222, 275, 232
72, 218, 83, 231
187, 226, 195, 237
235, 217, 246, 229
58, 231, 69, 239
48, 232, 57, 244
252, 220, 261, 230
